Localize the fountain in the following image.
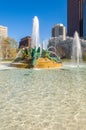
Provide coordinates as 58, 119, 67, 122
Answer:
12, 16, 62, 69
30, 16, 62, 68
63, 31, 84, 69
71, 31, 82, 67
32, 16, 40, 50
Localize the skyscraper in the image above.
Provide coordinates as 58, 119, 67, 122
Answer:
67, 0, 83, 37
83, 0, 86, 38
52, 24, 66, 40
0, 25, 8, 39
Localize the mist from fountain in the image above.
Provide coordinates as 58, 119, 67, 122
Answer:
71, 31, 82, 67
42, 40, 48, 50
32, 16, 40, 50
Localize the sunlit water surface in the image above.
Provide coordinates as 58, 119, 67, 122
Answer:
0, 67, 86, 130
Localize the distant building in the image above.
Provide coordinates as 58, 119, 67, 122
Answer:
52, 24, 66, 40
67, 0, 83, 37
0, 25, 8, 39
19, 36, 32, 48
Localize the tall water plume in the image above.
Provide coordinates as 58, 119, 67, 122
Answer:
71, 31, 82, 67
32, 16, 40, 50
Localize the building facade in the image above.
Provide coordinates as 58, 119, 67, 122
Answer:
52, 24, 66, 40
67, 0, 83, 37
19, 36, 32, 48
0, 25, 8, 39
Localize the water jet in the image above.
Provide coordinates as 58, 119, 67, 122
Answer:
71, 31, 82, 67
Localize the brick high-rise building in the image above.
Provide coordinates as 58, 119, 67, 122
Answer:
19, 36, 32, 48
67, 0, 83, 37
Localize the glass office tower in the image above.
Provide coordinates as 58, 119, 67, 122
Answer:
83, 0, 86, 38
67, 0, 83, 37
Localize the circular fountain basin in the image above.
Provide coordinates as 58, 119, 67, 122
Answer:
34, 58, 62, 69
11, 62, 28, 68
62, 61, 86, 70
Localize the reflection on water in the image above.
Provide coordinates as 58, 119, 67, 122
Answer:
0, 68, 86, 130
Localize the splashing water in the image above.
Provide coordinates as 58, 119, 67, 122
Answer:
32, 16, 40, 50
71, 32, 82, 67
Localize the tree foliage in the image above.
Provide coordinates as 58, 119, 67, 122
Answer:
0, 37, 18, 60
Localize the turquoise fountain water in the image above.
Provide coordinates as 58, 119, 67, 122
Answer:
0, 68, 86, 129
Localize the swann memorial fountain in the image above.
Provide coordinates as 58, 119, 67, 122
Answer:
12, 16, 62, 68
0, 17, 86, 129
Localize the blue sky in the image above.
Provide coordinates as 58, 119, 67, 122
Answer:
0, 0, 67, 43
